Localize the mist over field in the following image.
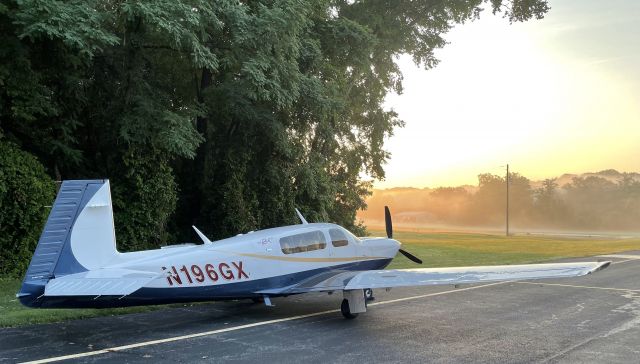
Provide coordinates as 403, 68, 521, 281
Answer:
359, 170, 640, 233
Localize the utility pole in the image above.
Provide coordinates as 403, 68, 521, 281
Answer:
506, 163, 510, 236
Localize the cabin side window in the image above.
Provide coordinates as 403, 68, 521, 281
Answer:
329, 228, 349, 247
280, 231, 327, 254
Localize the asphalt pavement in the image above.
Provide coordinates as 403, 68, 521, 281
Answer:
2, 252, 639, 363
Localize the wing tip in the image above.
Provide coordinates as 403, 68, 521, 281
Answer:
590, 260, 611, 274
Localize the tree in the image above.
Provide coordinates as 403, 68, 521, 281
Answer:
563, 176, 618, 229
467, 172, 533, 226
532, 178, 567, 226
177, 0, 552, 239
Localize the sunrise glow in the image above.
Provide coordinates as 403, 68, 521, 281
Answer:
379, 0, 640, 188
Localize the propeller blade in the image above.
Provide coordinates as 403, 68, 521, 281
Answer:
385, 206, 420, 264
399, 249, 423, 264
384, 206, 393, 239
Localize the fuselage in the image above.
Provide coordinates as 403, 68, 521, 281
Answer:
23, 223, 400, 308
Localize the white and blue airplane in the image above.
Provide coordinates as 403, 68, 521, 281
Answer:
19, 180, 610, 319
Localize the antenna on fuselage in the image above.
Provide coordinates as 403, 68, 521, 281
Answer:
295, 208, 309, 225
192, 225, 213, 245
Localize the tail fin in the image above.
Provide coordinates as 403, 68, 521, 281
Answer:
18, 179, 118, 306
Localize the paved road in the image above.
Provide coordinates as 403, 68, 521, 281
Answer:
2, 253, 640, 363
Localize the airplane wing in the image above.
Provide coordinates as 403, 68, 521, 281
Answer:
256, 261, 610, 295
44, 268, 164, 297
342, 261, 610, 290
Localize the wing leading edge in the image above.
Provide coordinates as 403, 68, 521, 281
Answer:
256, 261, 610, 295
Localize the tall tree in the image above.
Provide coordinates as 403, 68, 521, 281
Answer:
178, 0, 552, 239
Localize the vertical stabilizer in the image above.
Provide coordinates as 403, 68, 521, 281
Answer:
19, 179, 118, 307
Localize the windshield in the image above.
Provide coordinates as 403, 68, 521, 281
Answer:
339, 227, 361, 243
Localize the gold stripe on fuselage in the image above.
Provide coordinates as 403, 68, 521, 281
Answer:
228, 252, 388, 263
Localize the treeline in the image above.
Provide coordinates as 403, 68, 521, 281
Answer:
0, 0, 549, 276
362, 170, 640, 231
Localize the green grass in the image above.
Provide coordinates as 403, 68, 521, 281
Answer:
2, 231, 639, 327
381, 230, 640, 269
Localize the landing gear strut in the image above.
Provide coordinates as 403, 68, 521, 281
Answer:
341, 289, 368, 319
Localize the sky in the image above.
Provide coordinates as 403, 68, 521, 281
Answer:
378, 0, 640, 189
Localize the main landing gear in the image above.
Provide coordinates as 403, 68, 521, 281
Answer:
340, 298, 358, 319
340, 289, 374, 319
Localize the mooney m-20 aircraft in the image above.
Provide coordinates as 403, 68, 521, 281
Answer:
19, 180, 610, 318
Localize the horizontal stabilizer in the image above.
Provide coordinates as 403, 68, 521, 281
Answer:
44, 269, 163, 297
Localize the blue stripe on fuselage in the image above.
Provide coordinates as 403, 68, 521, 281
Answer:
30, 258, 392, 308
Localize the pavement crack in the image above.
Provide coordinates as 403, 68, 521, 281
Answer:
603, 292, 640, 338
538, 332, 607, 363
538, 291, 640, 363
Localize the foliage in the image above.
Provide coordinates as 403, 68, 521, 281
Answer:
0, 140, 55, 277
0, 0, 550, 275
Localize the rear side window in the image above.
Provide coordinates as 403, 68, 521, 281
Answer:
280, 231, 327, 254
329, 228, 349, 247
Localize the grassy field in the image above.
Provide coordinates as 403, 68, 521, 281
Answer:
2, 231, 639, 327
382, 230, 640, 269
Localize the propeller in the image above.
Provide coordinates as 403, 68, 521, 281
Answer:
385, 205, 423, 264
384, 206, 393, 239
398, 248, 423, 264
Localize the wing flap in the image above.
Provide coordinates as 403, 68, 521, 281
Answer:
44, 269, 163, 296
344, 261, 611, 290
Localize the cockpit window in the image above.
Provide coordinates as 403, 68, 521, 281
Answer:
342, 227, 361, 243
329, 228, 349, 247
280, 231, 327, 254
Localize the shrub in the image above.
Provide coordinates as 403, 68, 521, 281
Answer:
0, 140, 55, 277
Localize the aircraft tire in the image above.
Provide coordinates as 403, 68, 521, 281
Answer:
341, 298, 359, 319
